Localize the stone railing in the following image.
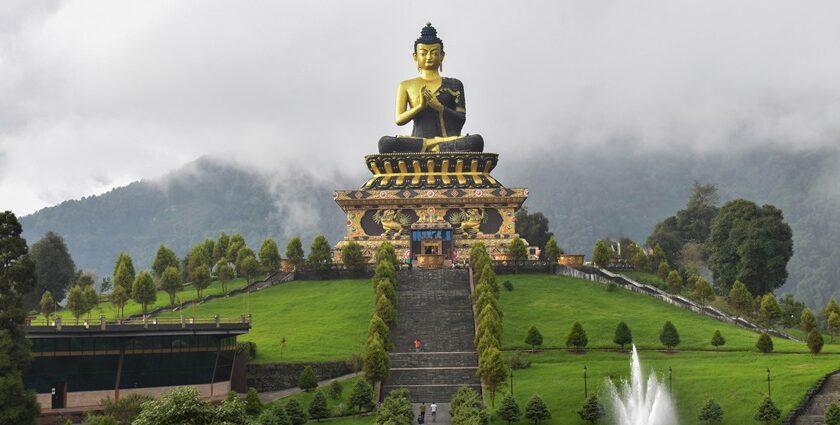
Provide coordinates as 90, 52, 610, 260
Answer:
555, 265, 799, 341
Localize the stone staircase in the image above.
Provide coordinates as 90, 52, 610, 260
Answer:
382, 269, 482, 402
793, 373, 840, 425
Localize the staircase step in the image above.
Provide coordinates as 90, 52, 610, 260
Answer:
390, 352, 478, 368
382, 384, 482, 403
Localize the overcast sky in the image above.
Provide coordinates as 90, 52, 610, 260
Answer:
2, 0, 839, 216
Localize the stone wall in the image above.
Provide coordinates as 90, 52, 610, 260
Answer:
246, 361, 352, 392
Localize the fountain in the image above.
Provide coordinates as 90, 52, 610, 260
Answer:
608, 345, 678, 425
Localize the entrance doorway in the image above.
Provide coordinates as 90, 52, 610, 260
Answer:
51, 382, 66, 409
411, 228, 453, 268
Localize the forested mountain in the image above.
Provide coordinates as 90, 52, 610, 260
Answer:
20, 148, 840, 308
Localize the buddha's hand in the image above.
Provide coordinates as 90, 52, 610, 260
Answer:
422, 87, 444, 112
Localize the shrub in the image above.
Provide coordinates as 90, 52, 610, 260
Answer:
801, 308, 818, 333
698, 398, 723, 423
497, 394, 521, 425
81, 415, 118, 425
285, 398, 308, 425
711, 330, 726, 350
101, 393, 153, 425
566, 322, 588, 351
659, 321, 680, 350
363, 335, 390, 382
524, 325, 543, 352
245, 387, 263, 416
215, 393, 247, 424
756, 333, 773, 353
345, 354, 363, 373
348, 380, 375, 414
613, 321, 633, 350
524, 394, 551, 425
450, 386, 489, 425
298, 366, 318, 392
606, 282, 618, 292
376, 388, 413, 425
308, 391, 330, 422
329, 380, 343, 400
807, 328, 825, 354
503, 280, 513, 291
131, 387, 215, 425
753, 396, 780, 424
341, 242, 365, 273
260, 404, 291, 425
577, 394, 605, 424
237, 341, 257, 359
508, 352, 532, 370
825, 401, 840, 425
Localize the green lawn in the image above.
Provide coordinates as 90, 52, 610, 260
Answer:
157, 279, 373, 363
36, 277, 252, 323
265, 376, 368, 417
621, 270, 665, 289
500, 274, 838, 353
495, 350, 838, 425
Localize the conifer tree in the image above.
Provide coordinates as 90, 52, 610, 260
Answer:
825, 298, 840, 326
525, 325, 544, 352
759, 293, 782, 329
374, 241, 399, 269
801, 308, 818, 333
298, 366, 317, 392
375, 293, 396, 325
477, 347, 507, 406
131, 271, 157, 315
113, 253, 136, 287
756, 333, 773, 353
308, 390, 330, 422
807, 328, 825, 354
40, 290, 55, 322
258, 238, 282, 273
497, 394, 521, 425
592, 240, 612, 269
66, 285, 87, 324
825, 401, 840, 425
285, 398, 307, 425
348, 380, 375, 413
692, 277, 715, 304
245, 387, 263, 416
152, 244, 179, 278
308, 235, 332, 271
577, 394, 605, 424
329, 380, 343, 400
613, 321, 633, 350
543, 236, 562, 262
524, 394, 551, 425
659, 321, 680, 350
566, 322, 589, 351
666, 270, 683, 292
656, 261, 670, 280
363, 335, 389, 382
159, 266, 183, 306
285, 237, 305, 269
698, 398, 723, 423
508, 236, 528, 264
729, 280, 754, 317
711, 330, 726, 350
753, 396, 780, 424
828, 312, 840, 343
341, 241, 365, 273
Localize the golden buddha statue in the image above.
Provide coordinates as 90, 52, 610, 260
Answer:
378, 23, 484, 154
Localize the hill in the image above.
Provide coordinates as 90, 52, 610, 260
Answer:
20, 147, 840, 308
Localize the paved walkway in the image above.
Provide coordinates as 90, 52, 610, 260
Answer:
256, 372, 362, 403
414, 402, 451, 425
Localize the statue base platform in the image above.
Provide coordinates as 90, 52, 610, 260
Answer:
362, 152, 501, 190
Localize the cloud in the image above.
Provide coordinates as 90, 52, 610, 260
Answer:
2, 0, 840, 215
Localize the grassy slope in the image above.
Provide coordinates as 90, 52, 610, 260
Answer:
157, 279, 372, 363
35, 277, 251, 323
500, 274, 838, 353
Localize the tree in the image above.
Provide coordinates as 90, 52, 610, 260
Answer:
66, 285, 88, 324
348, 380, 375, 413
368, 314, 391, 350
825, 401, 840, 425
753, 396, 781, 424
259, 239, 282, 273
508, 236, 528, 264
131, 271, 157, 315
216, 260, 234, 292
515, 207, 553, 251
40, 290, 55, 322
216, 393, 247, 424
82, 285, 98, 319
308, 390, 330, 422
376, 388, 413, 425
614, 321, 633, 350
497, 394, 521, 425
477, 347, 507, 406
214, 232, 230, 263
113, 253, 136, 285
577, 394, 605, 424
298, 365, 317, 392
308, 235, 332, 271
801, 308, 818, 333
711, 330, 726, 350
113, 261, 134, 294
236, 246, 257, 271
647, 182, 720, 268
756, 333, 773, 353
450, 386, 488, 425
698, 398, 723, 423
364, 335, 390, 382
666, 270, 683, 292
825, 298, 840, 327
828, 312, 840, 343
159, 266, 183, 306
341, 242, 365, 273
729, 280, 754, 317
0, 212, 39, 425
566, 322, 588, 351
110, 285, 129, 319
707, 199, 793, 294
75, 270, 96, 288
239, 256, 260, 284
329, 380, 343, 400
759, 294, 782, 329
285, 398, 308, 425
374, 241, 399, 269
99, 276, 112, 295
375, 293, 396, 325
660, 321, 680, 350
656, 261, 671, 280
245, 387, 263, 416
190, 264, 211, 298
779, 294, 806, 328
27, 231, 76, 308
152, 244, 179, 278
692, 277, 715, 304
592, 240, 611, 269
524, 394, 551, 425
131, 387, 215, 425
543, 236, 562, 262
525, 325, 543, 352
807, 329, 825, 354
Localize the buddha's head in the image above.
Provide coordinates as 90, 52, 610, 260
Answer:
413, 22, 444, 72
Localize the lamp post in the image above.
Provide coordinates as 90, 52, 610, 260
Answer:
767, 368, 771, 398
668, 367, 673, 393
510, 368, 514, 395
583, 365, 588, 398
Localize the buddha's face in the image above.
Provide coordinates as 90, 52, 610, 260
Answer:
413, 43, 444, 71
